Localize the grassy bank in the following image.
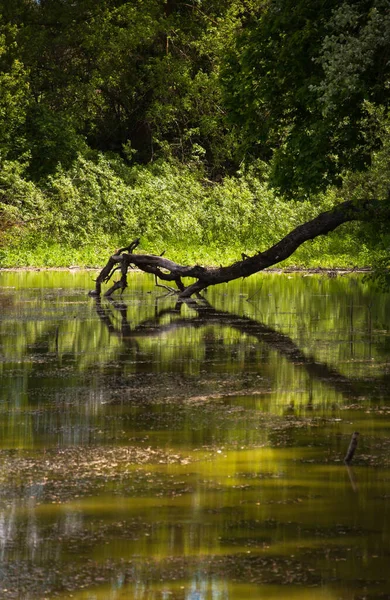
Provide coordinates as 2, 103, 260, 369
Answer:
0, 155, 374, 270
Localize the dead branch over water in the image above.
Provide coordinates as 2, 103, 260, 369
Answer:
89, 199, 387, 299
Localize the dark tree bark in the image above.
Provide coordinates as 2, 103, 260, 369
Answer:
89, 199, 388, 299
344, 432, 360, 465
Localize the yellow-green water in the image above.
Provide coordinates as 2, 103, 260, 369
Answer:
0, 270, 389, 599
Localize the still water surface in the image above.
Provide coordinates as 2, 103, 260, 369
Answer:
0, 270, 389, 599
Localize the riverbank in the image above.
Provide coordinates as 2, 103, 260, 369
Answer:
0, 265, 372, 274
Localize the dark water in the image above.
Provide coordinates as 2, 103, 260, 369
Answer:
0, 270, 389, 600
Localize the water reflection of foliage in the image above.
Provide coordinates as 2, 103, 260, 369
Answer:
93, 293, 389, 406
1, 273, 389, 380
1, 273, 390, 600
1, 275, 389, 451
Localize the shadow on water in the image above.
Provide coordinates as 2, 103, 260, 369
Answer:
0, 271, 389, 599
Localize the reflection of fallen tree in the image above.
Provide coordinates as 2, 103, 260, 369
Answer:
94, 296, 388, 402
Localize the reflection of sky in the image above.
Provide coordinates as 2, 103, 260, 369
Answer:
0, 498, 40, 561
0, 504, 16, 561
0, 500, 86, 564
160, 576, 229, 600
186, 575, 229, 599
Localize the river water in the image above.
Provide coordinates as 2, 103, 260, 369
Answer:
0, 270, 389, 600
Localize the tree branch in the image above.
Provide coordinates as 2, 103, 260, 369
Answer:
90, 199, 389, 298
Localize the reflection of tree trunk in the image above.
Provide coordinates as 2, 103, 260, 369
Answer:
345, 464, 358, 492
93, 296, 387, 402
95, 297, 137, 343
89, 199, 389, 299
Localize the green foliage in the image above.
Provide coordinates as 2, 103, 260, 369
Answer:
314, 2, 390, 115
222, 0, 390, 195
336, 105, 390, 282
0, 155, 374, 268
0, 0, 388, 277
24, 105, 87, 180
0, 22, 31, 163
0, 160, 47, 225
2, 0, 243, 179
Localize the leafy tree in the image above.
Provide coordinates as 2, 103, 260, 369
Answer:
222, 0, 390, 194
2, 0, 245, 178
0, 21, 31, 163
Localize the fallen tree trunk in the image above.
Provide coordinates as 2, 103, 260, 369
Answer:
89, 198, 388, 298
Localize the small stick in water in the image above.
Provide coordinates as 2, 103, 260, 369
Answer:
344, 431, 359, 465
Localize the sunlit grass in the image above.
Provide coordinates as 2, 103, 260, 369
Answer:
0, 237, 373, 269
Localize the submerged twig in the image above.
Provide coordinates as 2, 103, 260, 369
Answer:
246, 282, 263, 302
154, 275, 178, 295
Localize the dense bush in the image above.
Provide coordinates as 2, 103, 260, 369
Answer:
0, 154, 372, 268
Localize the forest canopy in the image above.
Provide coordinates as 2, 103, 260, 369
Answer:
0, 0, 389, 281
